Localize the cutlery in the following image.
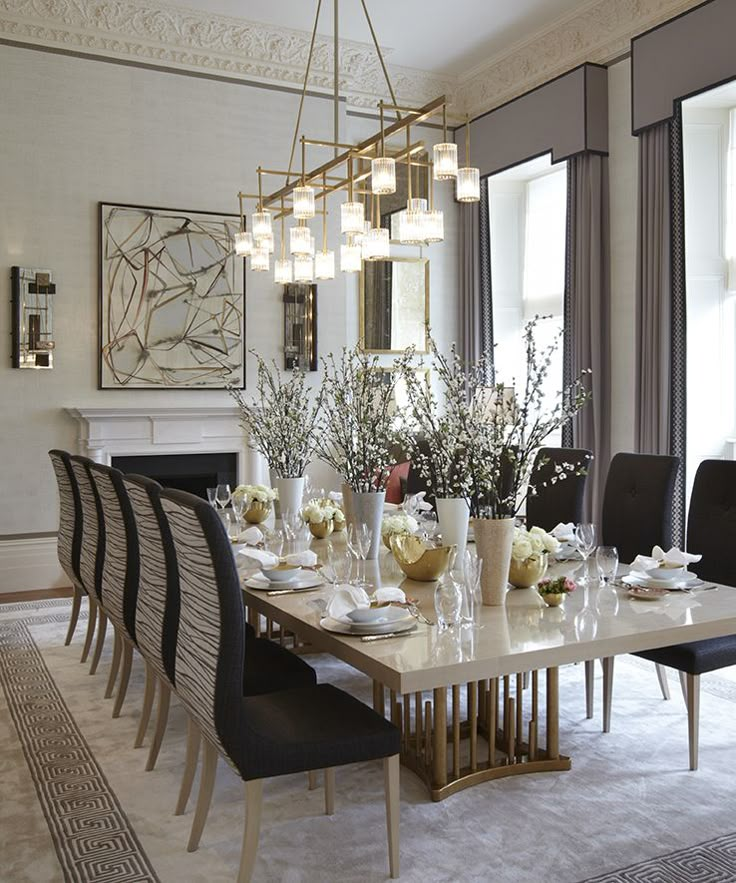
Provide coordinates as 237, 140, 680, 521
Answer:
405, 603, 435, 627
267, 587, 323, 596
361, 630, 421, 642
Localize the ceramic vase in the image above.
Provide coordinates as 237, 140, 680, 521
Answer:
244, 501, 271, 524
309, 520, 334, 540
351, 490, 386, 560
341, 482, 355, 527
508, 553, 548, 589
472, 517, 515, 606
436, 497, 470, 562
273, 476, 305, 519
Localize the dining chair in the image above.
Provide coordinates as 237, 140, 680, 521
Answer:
525, 446, 592, 532
70, 456, 108, 674
89, 463, 140, 717
159, 487, 401, 880
48, 449, 89, 650
633, 459, 736, 769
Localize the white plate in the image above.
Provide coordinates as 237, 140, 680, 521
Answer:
623, 571, 702, 591
347, 605, 401, 624
320, 615, 418, 637
244, 573, 324, 591
345, 607, 414, 630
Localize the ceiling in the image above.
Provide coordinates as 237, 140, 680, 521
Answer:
160, 0, 594, 77
684, 79, 736, 110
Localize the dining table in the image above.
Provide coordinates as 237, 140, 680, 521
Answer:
239, 533, 736, 801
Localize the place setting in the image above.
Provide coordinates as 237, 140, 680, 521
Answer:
319, 584, 424, 641
240, 547, 326, 595
619, 545, 706, 600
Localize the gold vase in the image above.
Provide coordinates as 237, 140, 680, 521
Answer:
309, 520, 334, 539
541, 592, 565, 607
472, 517, 515, 606
333, 518, 346, 532
390, 534, 455, 582
508, 553, 548, 589
244, 501, 271, 524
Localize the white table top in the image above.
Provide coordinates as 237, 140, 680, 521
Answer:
241, 545, 736, 694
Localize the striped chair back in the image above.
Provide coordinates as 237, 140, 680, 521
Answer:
89, 463, 139, 643
160, 488, 245, 755
123, 474, 180, 686
70, 456, 105, 605
48, 449, 83, 591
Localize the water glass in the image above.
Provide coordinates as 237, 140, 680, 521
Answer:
434, 574, 463, 631
463, 549, 482, 608
574, 522, 597, 582
596, 545, 619, 585
327, 543, 353, 585
264, 529, 284, 558
224, 510, 240, 542
231, 494, 246, 523
347, 523, 373, 587
216, 483, 232, 509
452, 567, 475, 626
206, 487, 217, 508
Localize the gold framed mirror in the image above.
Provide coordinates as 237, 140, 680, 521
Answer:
359, 257, 429, 354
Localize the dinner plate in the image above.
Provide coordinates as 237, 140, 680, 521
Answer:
244, 573, 324, 591
345, 607, 414, 631
623, 571, 702, 591
627, 585, 668, 601
320, 615, 418, 637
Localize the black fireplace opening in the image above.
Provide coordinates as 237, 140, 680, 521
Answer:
112, 452, 237, 500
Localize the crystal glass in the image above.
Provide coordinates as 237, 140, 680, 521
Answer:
424, 209, 444, 243
434, 575, 463, 631
234, 230, 253, 256
327, 542, 353, 585
391, 210, 406, 242
224, 511, 240, 542
341, 201, 365, 234
251, 211, 272, 238
206, 487, 217, 508
274, 258, 293, 284
418, 510, 438, 543
371, 156, 396, 194
290, 225, 313, 257
340, 241, 362, 273
347, 523, 373, 587
456, 166, 480, 202
293, 255, 313, 282
264, 529, 284, 558
402, 198, 428, 245
574, 522, 597, 583
216, 483, 231, 509
314, 249, 335, 280
231, 494, 246, 523
596, 545, 619, 585
256, 231, 274, 253
463, 549, 482, 610
450, 567, 475, 626
433, 142, 458, 179
250, 246, 269, 272
362, 227, 390, 261
293, 185, 315, 219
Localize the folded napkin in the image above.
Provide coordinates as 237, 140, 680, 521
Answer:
551, 522, 576, 541
326, 585, 406, 621
238, 548, 319, 568
630, 545, 702, 573
236, 526, 263, 546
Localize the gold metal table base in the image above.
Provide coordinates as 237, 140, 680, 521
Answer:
374, 669, 571, 801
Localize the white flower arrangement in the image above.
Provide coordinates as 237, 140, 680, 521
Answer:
232, 484, 278, 505
512, 525, 560, 562
381, 513, 419, 539
301, 498, 345, 525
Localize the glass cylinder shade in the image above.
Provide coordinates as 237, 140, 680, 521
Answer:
252, 211, 272, 238
293, 255, 313, 282
371, 156, 396, 194
402, 198, 429, 245
456, 166, 481, 202
391, 210, 406, 242
424, 209, 445, 243
256, 231, 274, 253
251, 247, 270, 272
340, 241, 362, 273
433, 142, 458, 179
274, 258, 293, 284
341, 201, 365, 234
290, 225, 313, 257
315, 249, 335, 280
362, 226, 390, 261
293, 185, 316, 219
234, 231, 253, 256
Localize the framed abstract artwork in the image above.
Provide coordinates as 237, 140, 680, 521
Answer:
99, 202, 245, 389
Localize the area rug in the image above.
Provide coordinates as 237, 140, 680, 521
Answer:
2, 598, 736, 883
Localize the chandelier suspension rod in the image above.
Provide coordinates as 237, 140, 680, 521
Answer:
334, 0, 339, 158
359, 0, 400, 119
286, 0, 323, 185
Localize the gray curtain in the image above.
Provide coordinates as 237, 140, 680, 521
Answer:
564, 153, 612, 524
459, 185, 493, 369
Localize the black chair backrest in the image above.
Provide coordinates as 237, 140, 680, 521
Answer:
123, 474, 180, 686
601, 452, 679, 565
687, 460, 736, 586
406, 436, 435, 505
48, 449, 83, 588
70, 456, 106, 604
159, 488, 246, 758
526, 446, 592, 532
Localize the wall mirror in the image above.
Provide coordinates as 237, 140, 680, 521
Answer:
359, 257, 429, 354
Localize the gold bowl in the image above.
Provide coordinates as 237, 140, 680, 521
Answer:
309, 520, 334, 540
244, 501, 271, 524
509, 553, 548, 588
390, 534, 455, 582
540, 592, 565, 607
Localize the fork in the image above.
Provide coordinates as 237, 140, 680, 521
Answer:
406, 603, 435, 627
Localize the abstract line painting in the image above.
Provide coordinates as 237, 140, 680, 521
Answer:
99, 203, 245, 389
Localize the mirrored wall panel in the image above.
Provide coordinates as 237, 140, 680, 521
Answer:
360, 257, 429, 354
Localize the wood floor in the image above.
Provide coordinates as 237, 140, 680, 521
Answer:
1, 587, 73, 604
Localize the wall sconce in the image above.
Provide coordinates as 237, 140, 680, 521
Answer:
283, 283, 317, 371
11, 267, 55, 369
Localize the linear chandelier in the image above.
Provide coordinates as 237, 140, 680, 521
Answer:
235, 0, 480, 283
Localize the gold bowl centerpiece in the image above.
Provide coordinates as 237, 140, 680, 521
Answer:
301, 498, 344, 539
233, 484, 278, 524
508, 526, 560, 588
390, 534, 455, 582
537, 575, 576, 607
381, 512, 419, 550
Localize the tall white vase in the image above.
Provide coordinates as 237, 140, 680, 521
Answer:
351, 490, 385, 560
273, 476, 305, 518
436, 497, 470, 562
472, 517, 515, 606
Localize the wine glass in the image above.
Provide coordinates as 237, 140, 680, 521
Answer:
216, 483, 232, 510
596, 546, 619, 586
264, 529, 284, 559
574, 523, 596, 583
419, 510, 438, 543
347, 523, 372, 587
206, 487, 217, 508
231, 493, 246, 526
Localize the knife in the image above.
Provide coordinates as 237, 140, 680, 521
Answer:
266, 587, 323, 596
361, 629, 419, 642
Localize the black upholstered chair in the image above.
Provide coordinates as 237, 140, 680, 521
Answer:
70, 456, 108, 675
159, 488, 400, 880
525, 446, 592, 532
48, 450, 90, 650
633, 460, 736, 769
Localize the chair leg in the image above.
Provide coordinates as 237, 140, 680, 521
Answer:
237, 779, 263, 883
112, 641, 133, 718
384, 754, 400, 880
679, 670, 688, 706
175, 716, 202, 816
89, 607, 108, 675
324, 768, 335, 815
64, 587, 83, 645
584, 660, 594, 719
686, 673, 700, 771
134, 663, 156, 748
655, 664, 671, 700
601, 657, 614, 734
104, 628, 122, 698
80, 597, 97, 663
187, 739, 218, 852
145, 680, 171, 772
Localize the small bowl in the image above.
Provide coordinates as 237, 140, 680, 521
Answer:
645, 564, 686, 582
347, 603, 393, 624
261, 564, 302, 583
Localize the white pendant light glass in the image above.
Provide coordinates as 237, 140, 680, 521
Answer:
456, 166, 480, 202
234, 231, 253, 256
315, 249, 335, 280
371, 157, 396, 194
256, 231, 274, 253
252, 211, 272, 237
341, 201, 365, 234
341, 240, 362, 273
391, 211, 406, 242
433, 142, 458, 179
274, 258, 293, 284
293, 185, 316, 219
251, 246, 270, 272
401, 198, 428, 245
424, 209, 444, 243
290, 225, 313, 257
293, 254, 313, 282
362, 227, 390, 261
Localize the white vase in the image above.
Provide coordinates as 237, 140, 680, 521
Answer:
269, 468, 281, 519
341, 482, 355, 527
351, 491, 385, 560
472, 517, 515, 606
436, 497, 470, 561
273, 476, 305, 518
